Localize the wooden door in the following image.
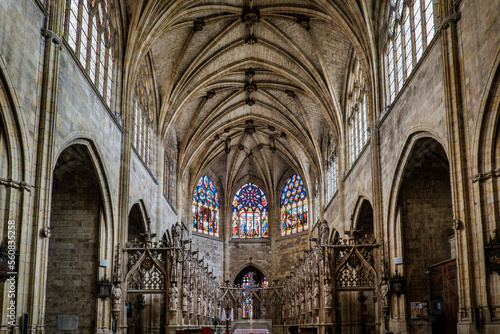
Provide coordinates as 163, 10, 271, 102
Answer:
428, 259, 458, 334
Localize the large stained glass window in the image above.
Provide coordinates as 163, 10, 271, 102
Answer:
232, 184, 268, 238
192, 176, 220, 236
280, 174, 308, 236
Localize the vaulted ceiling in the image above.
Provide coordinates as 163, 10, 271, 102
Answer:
123, 0, 376, 200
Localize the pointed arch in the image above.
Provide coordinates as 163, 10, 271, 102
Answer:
352, 197, 374, 239
47, 139, 115, 333
0, 53, 30, 185
128, 200, 149, 242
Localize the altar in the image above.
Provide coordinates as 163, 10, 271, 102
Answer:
233, 330, 268, 334
231, 319, 272, 334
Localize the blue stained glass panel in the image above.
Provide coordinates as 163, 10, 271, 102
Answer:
232, 183, 268, 238
280, 174, 308, 235
192, 176, 220, 236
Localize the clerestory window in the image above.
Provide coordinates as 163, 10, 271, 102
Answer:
347, 57, 369, 166
387, 0, 436, 103
132, 56, 156, 171
63, 0, 115, 106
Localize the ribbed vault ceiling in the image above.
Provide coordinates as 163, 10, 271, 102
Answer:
124, 0, 372, 198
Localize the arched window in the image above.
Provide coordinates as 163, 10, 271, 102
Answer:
234, 266, 268, 319
163, 132, 177, 207
192, 176, 220, 236
164, 150, 176, 207
280, 174, 308, 236
132, 56, 156, 171
325, 133, 338, 202
347, 57, 369, 166
232, 184, 268, 238
387, 0, 435, 103
63, 0, 115, 106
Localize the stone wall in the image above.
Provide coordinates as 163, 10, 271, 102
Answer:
192, 234, 225, 282
229, 240, 272, 281
276, 234, 309, 280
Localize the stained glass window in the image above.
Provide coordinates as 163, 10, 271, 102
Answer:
232, 184, 268, 238
192, 176, 220, 236
239, 269, 267, 319
242, 272, 254, 319
63, 0, 115, 107
280, 174, 308, 236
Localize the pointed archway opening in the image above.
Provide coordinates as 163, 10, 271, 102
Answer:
46, 145, 102, 333
335, 200, 376, 334
397, 138, 457, 334
126, 203, 167, 334
234, 265, 268, 320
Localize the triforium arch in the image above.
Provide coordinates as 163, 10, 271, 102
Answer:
386, 134, 456, 333
46, 140, 115, 333
128, 200, 150, 242
352, 197, 375, 240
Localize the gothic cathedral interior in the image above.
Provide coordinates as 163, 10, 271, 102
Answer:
1, 0, 500, 333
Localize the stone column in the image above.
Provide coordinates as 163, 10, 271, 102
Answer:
439, 0, 475, 331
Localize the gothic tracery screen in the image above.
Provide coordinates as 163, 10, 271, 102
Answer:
63, 0, 115, 106
192, 176, 220, 236
280, 174, 308, 236
232, 184, 268, 238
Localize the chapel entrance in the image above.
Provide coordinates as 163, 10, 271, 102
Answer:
398, 138, 456, 334
233, 265, 268, 320
428, 259, 458, 334
126, 204, 167, 334
46, 145, 102, 333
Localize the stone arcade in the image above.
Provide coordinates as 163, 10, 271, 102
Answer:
1, 0, 500, 333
